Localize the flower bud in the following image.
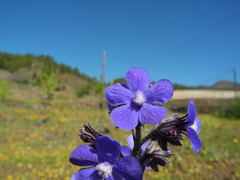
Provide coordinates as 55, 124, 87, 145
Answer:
79, 124, 102, 143
151, 114, 189, 150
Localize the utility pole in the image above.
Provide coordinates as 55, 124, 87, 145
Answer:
102, 51, 106, 87
233, 67, 237, 98
100, 51, 106, 109
102, 51, 107, 86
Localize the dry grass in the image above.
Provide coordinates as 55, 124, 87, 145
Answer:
0, 87, 240, 180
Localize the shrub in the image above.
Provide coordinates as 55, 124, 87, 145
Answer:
0, 79, 11, 100
215, 98, 240, 119
75, 81, 102, 97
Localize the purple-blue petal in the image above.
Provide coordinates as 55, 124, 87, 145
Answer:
187, 116, 201, 135
114, 156, 143, 180
187, 98, 197, 125
127, 134, 148, 152
110, 105, 139, 130
74, 167, 102, 180
127, 135, 134, 149
139, 103, 167, 125
69, 145, 99, 166
107, 103, 115, 112
187, 128, 202, 154
107, 172, 123, 180
121, 146, 132, 156
94, 136, 121, 162
145, 79, 173, 104
194, 117, 201, 134
125, 67, 150, 93
71, 172, 81, 180
141, 141, 148, 153
105, 83, 134, 106
119, 83, 129, 89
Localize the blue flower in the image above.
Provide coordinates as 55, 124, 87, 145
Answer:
186, 98, 202, 154
105, 67, 174, 130
69, 136, 143, 180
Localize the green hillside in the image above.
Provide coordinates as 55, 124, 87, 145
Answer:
0, 52, 92, 81
0, 52, 104, 98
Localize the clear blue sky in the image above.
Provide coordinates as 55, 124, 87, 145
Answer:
1, 1, 240, 87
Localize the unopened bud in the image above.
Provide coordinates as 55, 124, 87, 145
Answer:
79, 124, 103, 142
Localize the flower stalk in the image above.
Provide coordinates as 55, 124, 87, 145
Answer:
131, 123, 142, 157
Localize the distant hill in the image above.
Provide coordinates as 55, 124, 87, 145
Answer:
0, 52, 97, 90
198, 80, 240, 90
211, 80, 240, 90
0, 52, 93, 81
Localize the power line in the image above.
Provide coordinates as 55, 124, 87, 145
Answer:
1, 10, 239, 66
158, 9, 240, 61
198, 68, 234, 85
0, 32, 102, 56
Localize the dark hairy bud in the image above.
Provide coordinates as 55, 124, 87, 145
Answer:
151, 114, 189, 150
79, 124, 103, 143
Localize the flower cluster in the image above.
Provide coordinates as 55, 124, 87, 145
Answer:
69, 67, 202, 180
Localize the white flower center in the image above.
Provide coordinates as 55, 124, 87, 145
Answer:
96, 162, 113, 178
190, 119, 198, 134
133, 90, 146, 105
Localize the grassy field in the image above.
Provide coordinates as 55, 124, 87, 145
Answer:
0, 89, 240, 180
